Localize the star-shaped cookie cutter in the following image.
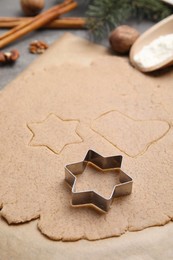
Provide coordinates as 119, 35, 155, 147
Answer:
65, 150, 133, 212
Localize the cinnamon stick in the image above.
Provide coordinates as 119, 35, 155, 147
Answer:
0, 1, 74, 41
0, 0, 77, 49
0, 17, 86, 29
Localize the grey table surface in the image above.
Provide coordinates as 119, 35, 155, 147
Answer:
0, 0, 154, 90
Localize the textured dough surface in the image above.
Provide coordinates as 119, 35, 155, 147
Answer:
0, 33, 173, 241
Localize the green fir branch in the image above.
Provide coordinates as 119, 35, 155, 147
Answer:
86, 0, 172, 39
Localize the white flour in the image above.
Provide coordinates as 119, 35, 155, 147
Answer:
134, 34, 173, 68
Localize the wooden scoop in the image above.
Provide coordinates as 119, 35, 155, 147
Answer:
130, 15, 173, 72
161, 0, 173, 5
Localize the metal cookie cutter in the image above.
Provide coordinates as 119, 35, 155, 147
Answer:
65, 150, 133, 212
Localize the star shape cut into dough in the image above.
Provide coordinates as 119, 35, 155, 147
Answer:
65, 150, 133, 212
28, 114, 82, 154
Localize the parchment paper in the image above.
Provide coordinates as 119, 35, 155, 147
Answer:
0, 33, 173, 259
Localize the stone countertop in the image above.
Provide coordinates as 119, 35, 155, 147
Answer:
0, 0, 154, 90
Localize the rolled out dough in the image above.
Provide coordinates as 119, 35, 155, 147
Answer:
0, 33, 173, 243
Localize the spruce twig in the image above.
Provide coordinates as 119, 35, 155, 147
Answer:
85, 0, 172, 39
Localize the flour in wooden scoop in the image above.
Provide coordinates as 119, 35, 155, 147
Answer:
134, 34, 173, 68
